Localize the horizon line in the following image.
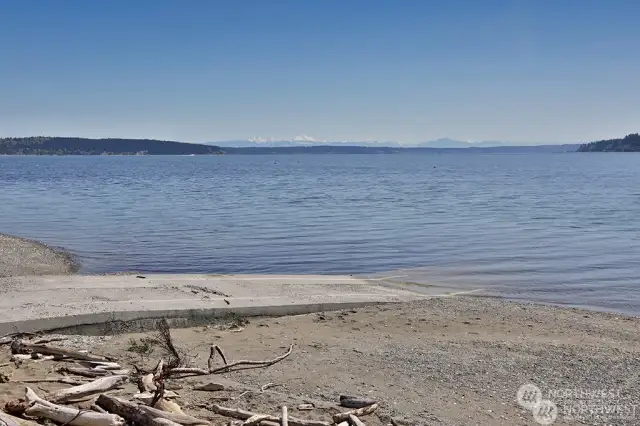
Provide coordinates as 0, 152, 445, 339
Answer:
0, 135, 586, 146
0, 134, 587, 148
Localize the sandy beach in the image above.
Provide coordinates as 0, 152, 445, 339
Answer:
0, 234, 77, 277
2, 297, 639, 425
1, 234, 639, 425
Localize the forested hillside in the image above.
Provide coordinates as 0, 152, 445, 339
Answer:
0, 137, 223, 155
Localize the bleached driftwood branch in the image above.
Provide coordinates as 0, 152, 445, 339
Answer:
10, 354, 55, 362
347, 414, 366, 426
47, 375, 128, 403
0, 410, 43, 426
134, 394, 185, 415
58, 366, 129, 377
23, 387, 124, 426
333, 404, 378, 423
208, 345, 228, 371
151, 419, 184, 426
168, 345, 293, 377
95, 395, 162, 426
208, 404, 329, 426
243, 414, 271, 426
96, 395, 209, 426
134, 391, 180, 400
140, 373, 157, 391
79, 361, 122, 370
32, 337, 68, 345
12, 340, 110, 362
20, 377, 88, 385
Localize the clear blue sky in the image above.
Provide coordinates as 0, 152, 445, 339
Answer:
1, 0, 638, 144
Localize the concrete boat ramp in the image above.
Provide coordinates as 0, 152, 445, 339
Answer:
0, 274, 473, 334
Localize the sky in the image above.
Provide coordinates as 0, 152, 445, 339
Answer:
1, 0, 639, 144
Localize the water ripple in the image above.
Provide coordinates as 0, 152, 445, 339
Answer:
1, 153, 640, 314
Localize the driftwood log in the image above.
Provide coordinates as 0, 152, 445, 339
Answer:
296, 404, 314, 411
339, 396, 377, 409
141, 373, 157, 391
32, 337, 68, 345
347, 415, 366, 426
208, 404, 330, 426
58, 366, 130, 377
152, 419, 184, 426
10, 354, 54, 362
91, 404, 109, 414
48, 375, 128, 403
0, 411, 43, 426
96, 395, 209, 426
0, 411, 46, 426
20, 377, 88, 385
193, 382, 226, 391
169, 345, 293, 377
243, 415, 271, 426
134, 391, 180, 400
333, 404, 378, 423
57, 366, 111, 377
12, 341, 109, 362
23, 387, 124, 426
137, 404, 199, 422
79, 361, 122, 370
146, 398, 185, 415
95, 395, 164, 426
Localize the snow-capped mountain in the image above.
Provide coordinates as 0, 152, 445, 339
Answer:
207, 136, 555, 148
210, 136, 401, 148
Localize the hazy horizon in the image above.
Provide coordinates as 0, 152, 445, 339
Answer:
1, 0, 639, 144
0, 134, 582, 147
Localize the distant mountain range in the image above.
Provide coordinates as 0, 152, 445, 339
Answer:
416, 138, 535, 148
210, 138, 401, 148
210, 137, 566, 149
222, 144, 579, 155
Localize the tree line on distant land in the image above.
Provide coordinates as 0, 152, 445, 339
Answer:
0, 137, 223, 155
578, 133, 640, 152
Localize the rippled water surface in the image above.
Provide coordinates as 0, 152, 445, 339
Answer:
1, 153, 639, 314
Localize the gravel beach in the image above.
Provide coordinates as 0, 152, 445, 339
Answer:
0, 233, 77, 277
2, 297, 639, 425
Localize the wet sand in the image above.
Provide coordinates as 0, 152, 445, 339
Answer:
0, 233, 77, 277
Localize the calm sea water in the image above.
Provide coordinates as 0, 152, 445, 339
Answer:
1, 153, 639, 315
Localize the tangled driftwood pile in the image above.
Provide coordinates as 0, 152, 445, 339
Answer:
0, 321, 381, 426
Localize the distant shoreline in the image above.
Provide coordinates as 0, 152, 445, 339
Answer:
0, 136, 580, 155
6, 134, 640, 154
0, 233, 78, 277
